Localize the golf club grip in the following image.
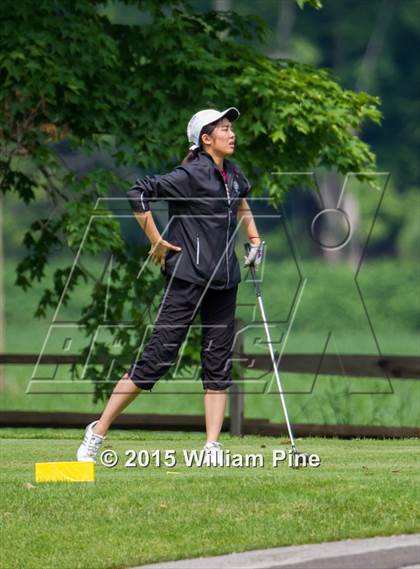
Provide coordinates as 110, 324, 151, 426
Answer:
244, 242, 255, 273
249, 262, 258, 281
243, 241, 260, 295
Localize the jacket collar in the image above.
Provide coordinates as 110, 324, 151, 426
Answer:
198, 150, 237, 187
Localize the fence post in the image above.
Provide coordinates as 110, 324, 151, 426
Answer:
229, 318, 245, 436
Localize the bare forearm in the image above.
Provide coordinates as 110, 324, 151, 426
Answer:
134, 211, 161, 244
237, 199, 260, 243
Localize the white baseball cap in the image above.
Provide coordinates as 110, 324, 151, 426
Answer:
187, 107, 240, 151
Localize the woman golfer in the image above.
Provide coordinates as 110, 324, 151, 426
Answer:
77, 107, 263, 465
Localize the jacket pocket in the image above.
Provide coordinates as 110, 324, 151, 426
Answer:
196, 234, 200, 264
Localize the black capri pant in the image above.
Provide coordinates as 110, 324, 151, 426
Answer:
126, 276, 238, 391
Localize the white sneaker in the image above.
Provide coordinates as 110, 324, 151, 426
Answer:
203, 441, 224, 467
76, 420, 106, 463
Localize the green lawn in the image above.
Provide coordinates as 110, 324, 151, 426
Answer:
2, 366, 420, 428
0, 429, 419, 569
3, 255, 419, 427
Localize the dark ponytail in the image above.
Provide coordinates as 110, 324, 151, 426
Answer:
181, 147, 200, 165
180, 119, 220, 165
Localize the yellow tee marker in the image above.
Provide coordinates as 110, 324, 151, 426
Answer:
35, 462, 95, 483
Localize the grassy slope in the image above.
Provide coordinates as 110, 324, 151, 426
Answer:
0, 430, 419, 569
3, 369, 419, 428
3, 256, 419, 426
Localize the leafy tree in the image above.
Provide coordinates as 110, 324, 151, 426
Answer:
0, 0, 381, 401
233, 0, 419, 259
252, 0, 419, 190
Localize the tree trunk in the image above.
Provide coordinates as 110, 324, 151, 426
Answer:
213, 0, 232, 39
275, 0, 296, 58
316, 172, 361, 269
0, 193, 5, 390
355, 0, 393, 93
213, 0, 232, 11
320, 2, 392, 266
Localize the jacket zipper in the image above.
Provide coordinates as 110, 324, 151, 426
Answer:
215, 166, 232, 287
224, 182, 231, 287
196, 234, 200, 265
224, 182, 231, 206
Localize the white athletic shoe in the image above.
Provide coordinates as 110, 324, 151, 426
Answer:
203, 441, 224, 466
76, 420, 106, 463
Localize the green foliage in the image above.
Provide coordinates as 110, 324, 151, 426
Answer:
0, 0, 382, 402
234, 60, 381, 205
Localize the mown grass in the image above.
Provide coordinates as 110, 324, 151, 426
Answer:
0, 429, 419, 569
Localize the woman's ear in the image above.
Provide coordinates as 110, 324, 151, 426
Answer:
201, 133, 212, 146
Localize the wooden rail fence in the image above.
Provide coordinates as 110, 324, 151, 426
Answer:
1, 319, 419, 437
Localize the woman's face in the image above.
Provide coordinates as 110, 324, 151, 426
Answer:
201, 118, 236, 156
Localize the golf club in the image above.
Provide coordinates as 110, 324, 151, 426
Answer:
244, 241, 309, 468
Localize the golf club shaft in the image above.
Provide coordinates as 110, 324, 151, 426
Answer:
250, 263, 297, 452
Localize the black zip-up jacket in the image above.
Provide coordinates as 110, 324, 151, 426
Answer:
126, 150, 252, 289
